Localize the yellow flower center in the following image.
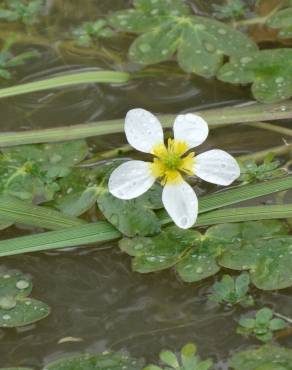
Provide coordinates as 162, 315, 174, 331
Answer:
150, 138, 195, 185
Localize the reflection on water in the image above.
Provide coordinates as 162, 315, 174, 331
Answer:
0, 0, 291, 368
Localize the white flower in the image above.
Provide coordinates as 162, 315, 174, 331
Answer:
108, 108, 240, 229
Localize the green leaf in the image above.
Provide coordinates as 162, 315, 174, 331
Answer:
230, 345, 292, 370
176, 238, 220, 282
218, 49, 292, 103
119, 226, 200, 272
239, 154, 286, 184
57, 187, 99, 217
0, 268, 32, 301
0, 298, 50, 327
256, 308, 274, 325
143, 366, 162, 370
269, 318, 286, 331
159, 351, 179, 368
97, 188, 161, 237
268, 8, 292, 39
44, 352, 143, 370
110, 0, 257, 77
0, 140, 88, 203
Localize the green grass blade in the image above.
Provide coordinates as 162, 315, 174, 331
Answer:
158, 176, 292, 224
0, 102, 291, 146
0, 71, 130, 98
196, 204, 292, 226
0, 195, 85, 230
200, 176, 292, 212
0, 222, 121, 257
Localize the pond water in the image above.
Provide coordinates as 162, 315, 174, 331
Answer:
0, 0, 292, 369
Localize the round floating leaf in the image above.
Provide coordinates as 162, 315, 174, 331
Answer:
230, 345, 292, 370
217, 49, 292, 103
44, 352, 143, 370
97, 190, 161, 237
110, 0, 257, 78
119, 226, 200, 273
0, 298, 50, 328
0, 269, 32, 300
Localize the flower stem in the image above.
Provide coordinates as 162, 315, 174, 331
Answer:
237, 143, 292, 162
274, 312, 292, 325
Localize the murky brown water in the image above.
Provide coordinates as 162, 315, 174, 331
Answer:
0, 0, 292, 368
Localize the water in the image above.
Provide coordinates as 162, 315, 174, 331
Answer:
0, 0, 292, 368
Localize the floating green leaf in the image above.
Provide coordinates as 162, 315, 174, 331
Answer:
0, 140, 88, 203
237, 308, 286, 342
109, 0, 257, 77
218, 49, 292, 103
0, 268, 50, 328
44, 352, 143, 370
119, 226, 200, 272
268, 7, 292, 39
97, 184, 162, 237
120, 220, 292, 290
209, 273, 254, 306
0, 268, 32, 302
144, 342, 212, 370
0, 298, 50, 328
230, 345, 292, 370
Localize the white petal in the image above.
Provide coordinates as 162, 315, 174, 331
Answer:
173, 113, 209, 150
162, 181, 198, 229
108, 160, 155, 200
195, 149, 240, 186
125, 108, 164, 153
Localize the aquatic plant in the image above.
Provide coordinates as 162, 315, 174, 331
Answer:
108, 109, 240, 229
237, 308, 287, 342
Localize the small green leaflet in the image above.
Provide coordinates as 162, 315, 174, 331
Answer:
237, 308, 286, 343
109, 0, 257, 77
217, 49, 292, 103
230, 345, 292, 370
144, 343, 212, 370
0, 268, 50, 327
268, 7, 292, 39
239, 153, 286, 184
73, 20, 115, 47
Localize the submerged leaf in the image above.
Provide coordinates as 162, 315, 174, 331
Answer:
268, 7, 292, 39
44, 352, 143, 370
217, 49, 292, 103
230, 345, 292, 369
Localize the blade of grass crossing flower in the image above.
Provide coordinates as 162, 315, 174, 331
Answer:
158, 176, 292, 224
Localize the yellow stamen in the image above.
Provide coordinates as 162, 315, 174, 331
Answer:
150, 139, 195, 185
